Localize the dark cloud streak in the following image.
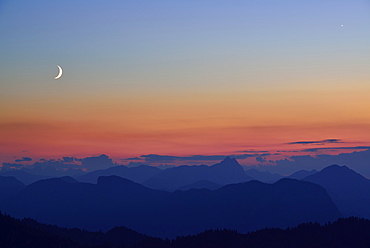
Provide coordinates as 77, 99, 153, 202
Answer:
302, 146, 370, 152
14, 157, 32, 162
286, 139, 342, 145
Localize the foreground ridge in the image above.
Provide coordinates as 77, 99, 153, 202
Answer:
1, 212, 370, 248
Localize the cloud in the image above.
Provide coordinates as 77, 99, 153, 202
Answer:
236, 150, 269, 153
256, 156, 266, 163
2, 163, 24, 169
259, 149, 370, 178
6, 159, 83, 177
1, 155, 117, 174
14, 157, 32, 162
301, 146, 370, 152
140, 155, 177, 163
81, 154, 115, 172
62, 157, 78, 163
156, 164, 175, 169
286, 139, 343, 145
123, 157, 143, 161
126, 161, 148, 168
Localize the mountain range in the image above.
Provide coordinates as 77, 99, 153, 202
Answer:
244, 168, 284, 183
0, 170, 47, 185
2, 157, 370, 238
303, 164, 370, 218
143, 157, 252, 190
1, 175, 338, 237
0, 176, 25, 199
287, 169, 318, 180
77, 164, 161, 184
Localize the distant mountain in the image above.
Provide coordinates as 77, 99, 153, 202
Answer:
155, 178, 339, 237
2, 175, 339, 238
244, 168, 283, 183
177, 180, 222, 191
288, 169, 318, 180
77, 164, 161, 184
143, 157, 253, 190
58, 176, 79, 183
140, 177, 173, 191
303, 164, 370, 218
2, 176, 170, 233
0, 170, 48, 185
0, 176, 25, 199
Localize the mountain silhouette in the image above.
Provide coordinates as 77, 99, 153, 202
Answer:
288, 169, 318, 180
2, 176, 170, 232
0, 170, 47, 185
0, 211, 155, 248
2, 174, 339, 238
0, 212, 81, 248
2, 211, 370, 248
177, 180, 222, 191
153, 178, 339, 237
77, 164, 161, 184
244, 168, 283, 183
165, 217, 370, 248
0, 176, 25, 199
58, 176, 79, 183
143, 157, 253, 190
303, 164, 370, 218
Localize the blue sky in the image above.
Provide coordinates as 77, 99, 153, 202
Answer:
1, 0, 370, 166
2, 0, 369, 94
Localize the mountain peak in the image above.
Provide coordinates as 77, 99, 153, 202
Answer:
97, 175, 150, 191
320, 164, 357, 176
303, 164, 367, 183
220, 156, 239, 166
324, 164, 348, 170
97, 175, 136, 186
58, 176, 79, 183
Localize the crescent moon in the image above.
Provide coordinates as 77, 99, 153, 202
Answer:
54, 65, 63, 80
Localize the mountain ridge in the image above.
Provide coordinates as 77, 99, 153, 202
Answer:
1, 174, 339, 238
143, 156, 253, 190
303, 164, 370, 218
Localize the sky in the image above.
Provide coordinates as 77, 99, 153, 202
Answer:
1, 0, 370, 168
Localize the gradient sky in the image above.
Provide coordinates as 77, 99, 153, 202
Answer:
1, 0, 370, 166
